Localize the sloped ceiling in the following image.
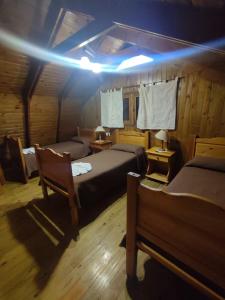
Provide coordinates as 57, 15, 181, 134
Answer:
0, 0, 225, 97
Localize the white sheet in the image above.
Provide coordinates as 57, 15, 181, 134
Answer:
100, 88, 124, 128
22, 147, 35, 154
71, 162, 92, 176
137, 78, 178, 130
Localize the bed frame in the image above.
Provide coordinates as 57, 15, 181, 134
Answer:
35, 130, 150, 230
126, 137, 225, 300
4, 127, 95, 183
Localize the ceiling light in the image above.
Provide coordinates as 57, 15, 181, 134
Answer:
92, 63, 102, 73
80, 56, 91, 70
117, 55, 154, 70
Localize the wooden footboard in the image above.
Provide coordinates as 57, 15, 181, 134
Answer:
126, 173, 225, 300
34, 144, 79, 228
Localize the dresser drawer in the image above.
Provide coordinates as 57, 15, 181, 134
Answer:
147, 154, 168, 163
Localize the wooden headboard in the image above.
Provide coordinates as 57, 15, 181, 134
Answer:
194, 137, 225, 159
115, 130, 150, 149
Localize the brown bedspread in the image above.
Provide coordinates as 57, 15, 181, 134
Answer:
25, 141, 90, 177
165, 165, 225, 210
72, 148, 146, 207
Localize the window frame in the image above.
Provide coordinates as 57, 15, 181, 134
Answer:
123, 91, 139, 126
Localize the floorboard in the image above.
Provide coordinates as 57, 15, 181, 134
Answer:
0, 178, 209, 300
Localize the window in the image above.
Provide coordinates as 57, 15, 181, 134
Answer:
123, 97, 130, 122
123, 92, 139, 126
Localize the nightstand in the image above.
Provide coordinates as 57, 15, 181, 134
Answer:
145, 146, 176, 184
90, 140, 112, 153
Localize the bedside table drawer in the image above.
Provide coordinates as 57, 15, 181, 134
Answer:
147, 154, 168, 163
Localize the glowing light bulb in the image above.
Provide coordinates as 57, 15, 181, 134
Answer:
92, 63, 102, 73
80, 56, 91, 69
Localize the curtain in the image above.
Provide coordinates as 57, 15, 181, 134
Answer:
137, 78, 178, 130
100, 88, 124, 128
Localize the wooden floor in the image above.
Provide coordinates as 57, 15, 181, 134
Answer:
0, 178, 209, 300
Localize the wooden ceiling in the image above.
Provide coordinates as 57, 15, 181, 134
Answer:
145, 0, 225, 8
0, 0, 225, 97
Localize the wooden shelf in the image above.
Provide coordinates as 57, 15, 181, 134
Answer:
146, 172, 168, 183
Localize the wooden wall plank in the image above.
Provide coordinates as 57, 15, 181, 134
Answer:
30, 95, 58, 145
80, 62, 225, 163
0, 94, 25, 145
58, 97, 81, 141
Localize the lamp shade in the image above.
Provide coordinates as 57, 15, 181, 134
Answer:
155, 130, 168, 142
95, 126, 105, 133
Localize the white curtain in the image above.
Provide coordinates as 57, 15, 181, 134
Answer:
100, 88, 124, 128
137, 78, 178, 130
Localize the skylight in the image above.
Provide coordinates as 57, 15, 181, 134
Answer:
117, 55, 154, 70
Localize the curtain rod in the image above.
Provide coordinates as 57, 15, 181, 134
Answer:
101, 76, 184, 92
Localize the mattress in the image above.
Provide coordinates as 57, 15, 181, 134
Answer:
24, 140, 90, 177
72, 145, 147, 206
165, 156, 225, 210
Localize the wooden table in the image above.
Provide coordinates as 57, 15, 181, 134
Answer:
145, 146, 176, 184
90, 140, 112, 153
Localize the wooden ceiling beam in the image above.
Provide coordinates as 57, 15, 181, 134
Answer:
53, 20, 117, 54
63, 0, 225, 45
23, 3, 65, 102
22, 0, 65, 147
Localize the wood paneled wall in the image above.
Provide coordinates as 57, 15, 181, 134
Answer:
0, 94, 59, 147
0, 94, 25, 145
34, 64, 72, 96
0, 93, 82, 148
30, 95, 58, 145
58, 96, 81, 141
80, 62, 225, 162
0, 46, 29, 94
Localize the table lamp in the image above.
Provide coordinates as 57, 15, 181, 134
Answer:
155, 129, 168, 152
95, 126, 105, 142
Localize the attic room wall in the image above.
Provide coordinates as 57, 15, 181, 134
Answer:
80, 62, 225, 162
30, 95, 58, 145
58, 97, 81, 141
0, 94, 25, 145
0, 43, 73, 147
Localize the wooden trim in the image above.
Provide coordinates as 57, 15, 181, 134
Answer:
53, 20, 117, 53
194, 137, 225, 159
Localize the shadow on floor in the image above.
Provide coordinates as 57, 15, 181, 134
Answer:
6, 190, 123, 295
126, 259, 210, 300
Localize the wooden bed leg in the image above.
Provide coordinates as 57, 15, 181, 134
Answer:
68, 195, 79, 225
68, 196, 79, 240
126, 172, 141, 280
41, 180, 48, 200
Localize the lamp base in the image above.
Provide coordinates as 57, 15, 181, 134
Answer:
95, 139, 105, 144
156, 148, 167, 153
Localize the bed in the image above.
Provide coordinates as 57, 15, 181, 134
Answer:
5, 128, 95, 183
126, 137, 225, 300
34, 130, 150, 230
